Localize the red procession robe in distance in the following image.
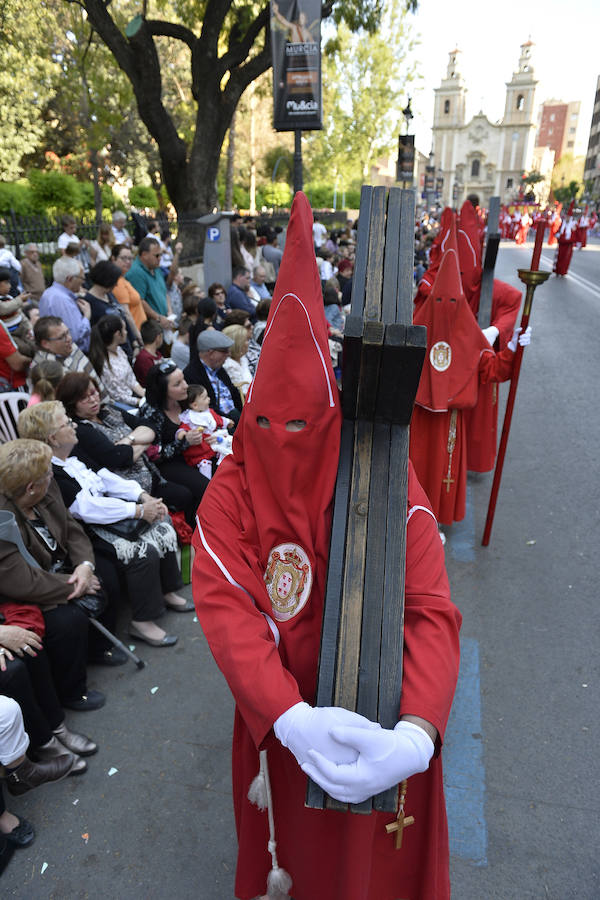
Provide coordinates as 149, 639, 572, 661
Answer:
409, 247, 515, 524
463, 279, 522, 472
457, 200, 522, 472
554, 218, 577, 275
193, 463, 461, 900
410, 349, 514, 523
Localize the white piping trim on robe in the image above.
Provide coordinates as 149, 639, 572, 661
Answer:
407, 504, 438, 525
196, 518, 281, 646
458, 228, 478, 265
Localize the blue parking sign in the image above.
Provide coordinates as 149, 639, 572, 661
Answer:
207, 226, 221, 242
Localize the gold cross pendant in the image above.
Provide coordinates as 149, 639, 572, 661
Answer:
442, 472, 454, 493
385, 810, 415, 849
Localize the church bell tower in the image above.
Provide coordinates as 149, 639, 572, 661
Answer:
503, 40, 538, 125
433, 49, 467, 130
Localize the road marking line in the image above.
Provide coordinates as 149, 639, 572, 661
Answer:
446, 483, 476, 562
444, 636, 488, 865
539, 254, 600, 297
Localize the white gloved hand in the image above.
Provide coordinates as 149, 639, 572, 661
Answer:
508, 325, 532, 352
481, 325, 499, 346
274, 701, 380, 769
300, 720, 434, 804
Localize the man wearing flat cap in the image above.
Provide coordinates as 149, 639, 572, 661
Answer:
183, 330, 243, 424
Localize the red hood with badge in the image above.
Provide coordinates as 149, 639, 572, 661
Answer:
197, 190, 341, 645
414, 243, 492, 413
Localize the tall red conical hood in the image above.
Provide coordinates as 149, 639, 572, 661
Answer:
567, 199, 575, 217
414, 245, 492, 412
457, 200, 483, 313
229, 191, 342, 580
428, 207, 456, 270
414, 207, 456, 312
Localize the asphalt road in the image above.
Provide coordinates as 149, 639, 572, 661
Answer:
2, 236, 599, 898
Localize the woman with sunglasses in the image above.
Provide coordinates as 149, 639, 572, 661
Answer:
137, 361, 210, 524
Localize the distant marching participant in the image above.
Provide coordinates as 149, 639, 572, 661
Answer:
553, 202, 577, 276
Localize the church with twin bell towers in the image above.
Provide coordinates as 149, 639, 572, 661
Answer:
431, 41, 543, 208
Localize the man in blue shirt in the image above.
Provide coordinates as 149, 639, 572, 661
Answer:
39, 257, 90, 352
225, 267, 256, 321
126, 237, 172, 330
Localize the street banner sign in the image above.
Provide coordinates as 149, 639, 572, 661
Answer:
271, 0, 322, 131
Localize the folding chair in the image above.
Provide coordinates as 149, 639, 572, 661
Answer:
0, 392, 30, 443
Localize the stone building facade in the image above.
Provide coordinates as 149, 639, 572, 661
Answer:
583, 75, 600, 201
431, 42, 541, 208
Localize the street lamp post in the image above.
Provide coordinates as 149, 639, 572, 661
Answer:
396, 97, 415, 189
436, 168, 444, 207
425, 150, 436, 210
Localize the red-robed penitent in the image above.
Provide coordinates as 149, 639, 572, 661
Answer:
410, 243, 515, 524
457, 201, 522, 472
192, 192, 462, 899
554, 216, 577, 275
414, 207, 456, 313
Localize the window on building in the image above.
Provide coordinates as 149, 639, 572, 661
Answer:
471, 159, 480, 177
569, 127, 576, 134
567, 141, 574, 148
517, 94, 524, 111
444, 99, 450, 114
548, 128, 553, 135
507, 178, 513, 189
550, 113, 555, 122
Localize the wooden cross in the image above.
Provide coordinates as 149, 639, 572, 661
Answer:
305, 186, 427, 815
478, 196, 501, 328
385, 811, 415, 849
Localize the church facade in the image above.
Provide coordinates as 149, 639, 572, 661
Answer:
431, 42, 540, 208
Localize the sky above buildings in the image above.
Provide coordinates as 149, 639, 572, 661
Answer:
407, 0, 599, 157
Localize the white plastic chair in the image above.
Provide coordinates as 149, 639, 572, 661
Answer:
0, 392, 30, 443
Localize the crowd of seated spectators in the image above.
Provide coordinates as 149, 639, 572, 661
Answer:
0, 207, 362, 869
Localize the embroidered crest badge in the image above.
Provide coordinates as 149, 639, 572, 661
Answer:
430, 341, 452, 372
264, 543, 312, 621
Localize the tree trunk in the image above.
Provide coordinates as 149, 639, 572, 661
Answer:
249, 84, 257, 215
80, 0, 272, 249
225, 111, 236, 210
90, 148, 103, 226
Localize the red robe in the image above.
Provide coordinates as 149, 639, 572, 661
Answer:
192, 192, 461, 900
575, 216, 589, 248
514, 214, 531, 245
193, 463, 461, 900
410, 246, 516, 523
553, 219, 577, 275
410, 349, 514, 524
548, 212, 562, 246
464, 280, 522, 472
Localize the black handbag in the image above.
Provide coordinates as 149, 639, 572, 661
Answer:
100, 517, 151, 540
73, 588, 108, 619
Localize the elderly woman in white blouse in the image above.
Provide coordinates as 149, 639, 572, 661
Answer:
18, 402, 194, 648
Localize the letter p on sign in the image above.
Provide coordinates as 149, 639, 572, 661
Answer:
207, 227, 221, 242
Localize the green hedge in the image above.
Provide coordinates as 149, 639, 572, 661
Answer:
128, 184, 158, 209
0, 182, 36, 215
0, 173, 127, 216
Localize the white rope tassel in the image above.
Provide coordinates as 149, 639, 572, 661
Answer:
247, 749, 293, 900
247, 758, 268, 810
